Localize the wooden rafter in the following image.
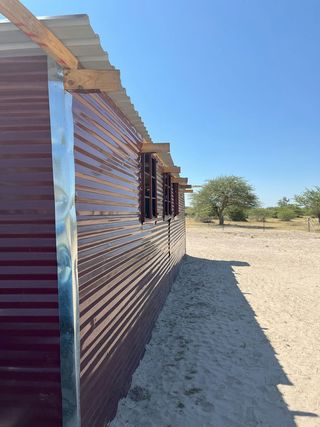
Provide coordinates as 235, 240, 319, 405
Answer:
163, 166, 181, 174
172, 177, 188, 184
0, 1, 188, 190
0, 0, 79, 69
64, 69, 121, 92
141, 143, 170, 153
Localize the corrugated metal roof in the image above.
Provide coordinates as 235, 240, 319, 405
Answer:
0, 14, 152, 142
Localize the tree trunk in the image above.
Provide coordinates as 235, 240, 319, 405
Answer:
318, 213, 320, 224
219, 213, 224, 225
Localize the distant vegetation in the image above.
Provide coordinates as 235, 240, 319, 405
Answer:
187, 178, 320, 225
190, 176, 258, 225
295, 187, 320, 223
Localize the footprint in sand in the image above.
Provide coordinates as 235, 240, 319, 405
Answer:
128, 386, 151, 402
195, 397, 215, 413
184, 387, 202, 396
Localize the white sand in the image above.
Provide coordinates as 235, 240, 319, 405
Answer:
110, 226, 320, 427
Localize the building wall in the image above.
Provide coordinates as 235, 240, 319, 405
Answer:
0, 56, 185, 427
0, 56, 62, 427
73, 92, 185, 426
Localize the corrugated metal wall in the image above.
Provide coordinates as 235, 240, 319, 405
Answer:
0, 57, 185, 427
73, 92, 185, 426
170, 190, 186, 273
0, 56, 62, 427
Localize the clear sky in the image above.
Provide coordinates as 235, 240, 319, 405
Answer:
4, 0, 320, 206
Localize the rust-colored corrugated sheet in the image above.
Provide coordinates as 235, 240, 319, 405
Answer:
73, 92, 185, 426
0, 56, 62, 427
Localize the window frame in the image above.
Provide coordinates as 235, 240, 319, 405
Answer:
141, 153, 158, 222
163, 172, 172, 218
173, 183, 180, 217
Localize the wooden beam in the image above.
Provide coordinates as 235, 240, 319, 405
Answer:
0, 0, 79, 69
141, 143, 170, 153
64, 69, 121, 92
172, 177, 188, 184
182, 189, 193, 193
181, 184, 192, 189
163, 166, 181, 174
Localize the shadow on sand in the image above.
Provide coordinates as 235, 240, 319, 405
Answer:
173, 255, 318, 427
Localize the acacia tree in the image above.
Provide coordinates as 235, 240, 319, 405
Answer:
295, 187, 320, 223
192, 176, 259, 225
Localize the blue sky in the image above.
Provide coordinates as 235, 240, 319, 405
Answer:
6, 0, 320, 206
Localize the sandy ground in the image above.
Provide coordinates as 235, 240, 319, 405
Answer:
110, 226, 320, 427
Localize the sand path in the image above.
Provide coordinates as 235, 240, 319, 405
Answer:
110, 226, 320, 427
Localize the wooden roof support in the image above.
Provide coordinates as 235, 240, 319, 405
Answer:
172, 177, 188, 184
163, 166, 181, 174
0, 2, 188, 182
0, 0, 79, 69
0, 0, 126, 92
141, 143, 170, 153
182, 189, 193, 193
64, 69, 122, 92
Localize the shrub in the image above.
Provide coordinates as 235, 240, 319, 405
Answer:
249, 208, 268, 222
277, 207, 296, 221
185, 207, 195, 217
226, 207, 248, 221
265, 207, 279, 218
289, 204, 304, 217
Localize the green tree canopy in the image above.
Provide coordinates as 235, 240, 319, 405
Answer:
191, 176, 259, 225
295, 187, 320, 223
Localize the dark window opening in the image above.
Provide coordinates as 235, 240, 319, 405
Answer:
141, 153, 158, 221
173, 183, 180, 217
163, 173, 172, 217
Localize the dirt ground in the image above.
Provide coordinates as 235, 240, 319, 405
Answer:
110, 225, 320, 427
186, 216, 320, 233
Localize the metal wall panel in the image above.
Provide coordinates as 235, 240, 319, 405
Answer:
73, 92, 185, 426
170, 191, 186, 274
47, 59, 81, 427
0, 56, 62, 427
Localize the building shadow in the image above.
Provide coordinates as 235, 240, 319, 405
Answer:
167, 255, 318, 427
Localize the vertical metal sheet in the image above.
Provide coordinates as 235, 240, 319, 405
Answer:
47, 59, 81, 427
72, 91, 185, 426
0, 56, 63, 427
